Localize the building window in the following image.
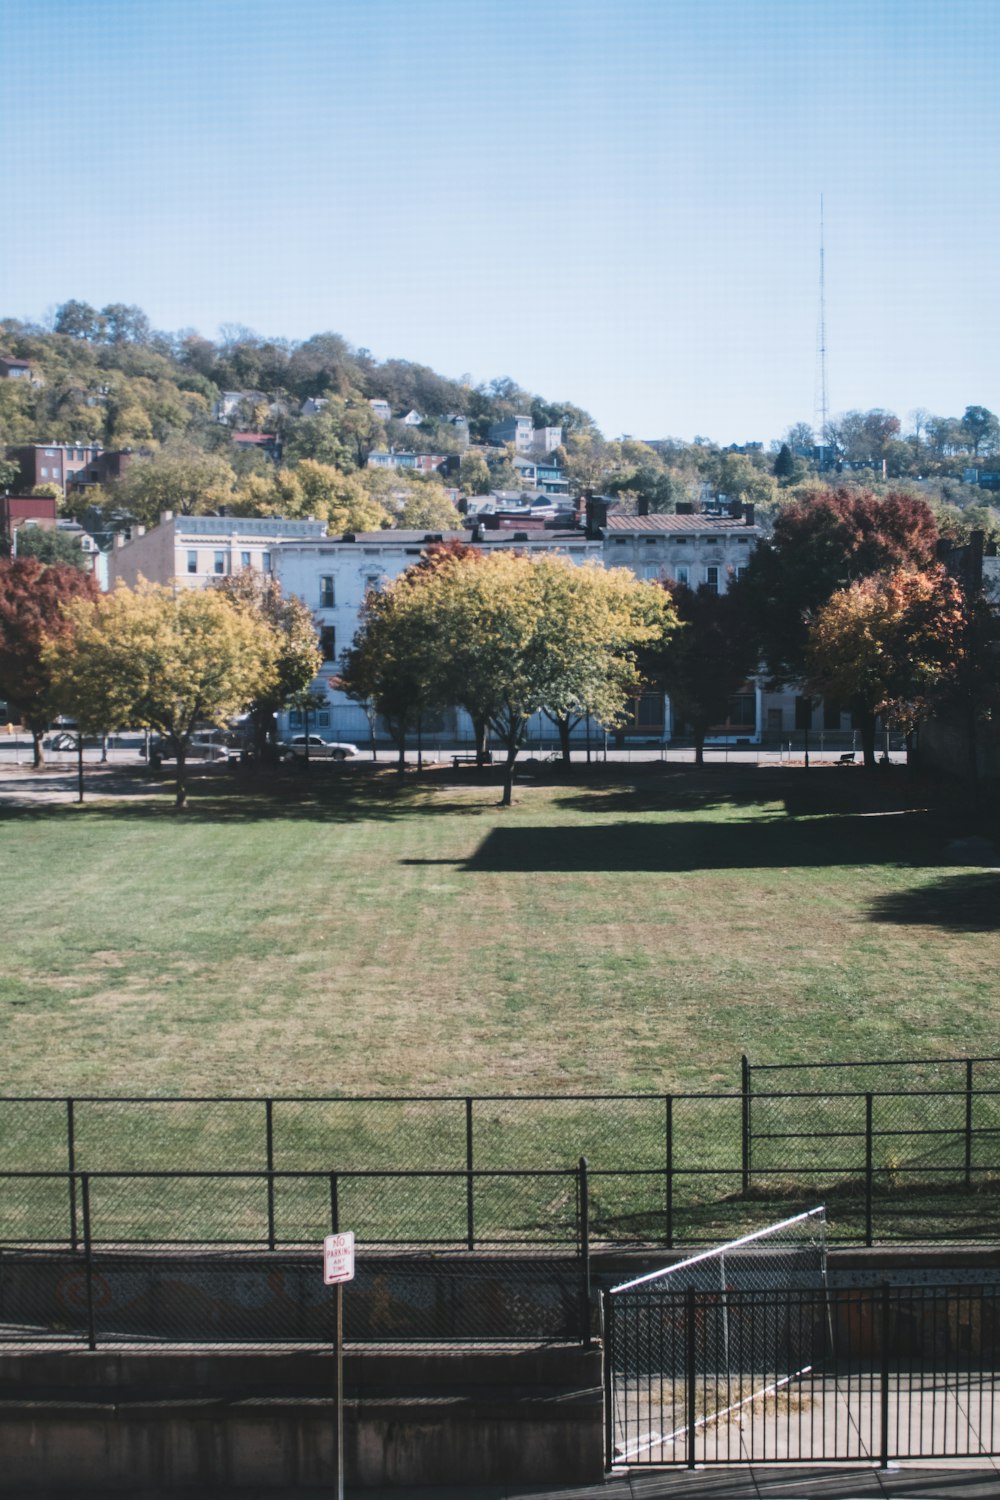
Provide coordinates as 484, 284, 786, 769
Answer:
319, 625, 336, 661
262, 551, 272, 573
44, 448, 56, 457
364, 573, 382, 594
213, 551, 225, 575
319, 576, 335, 608
674, 565, 690, 585
705, 566, 720, 592
39, 467, 48, 478
289, 710, 303, 729
186, 550, 197, 574
728, 694, 756, 727
240, 551, 251, 570
317, 710, 330, 728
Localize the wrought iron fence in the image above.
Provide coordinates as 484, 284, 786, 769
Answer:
605, 1281, 1000, 1468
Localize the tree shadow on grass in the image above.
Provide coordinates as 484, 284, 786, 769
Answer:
405, 811, 942, 874
866, 872, 1000, 931
0, 766, 490, 825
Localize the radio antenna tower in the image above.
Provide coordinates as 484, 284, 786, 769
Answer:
816, 195, 829, 463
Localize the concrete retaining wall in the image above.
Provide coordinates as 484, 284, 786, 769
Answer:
0, 1346, 604, 1491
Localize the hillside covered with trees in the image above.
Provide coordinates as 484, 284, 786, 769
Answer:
2, 300, 999, 543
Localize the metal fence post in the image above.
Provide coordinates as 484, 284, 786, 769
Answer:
329, 1171, 339, 1233
965, 1058, 974, 1190
879, 1282, 890, 1468
602, 1290, 614, 1471
465, 1097, 474, 1252
665, 1095, 674, 1249
579, 1157, 591, 1347
865, 1093, 874, 1248
741, 1055, 751, 1196
265, 1099, 276, 1251
81, 1172, 96, 1351
66, 1098, 78, 1252
686, 1285, 697, 1469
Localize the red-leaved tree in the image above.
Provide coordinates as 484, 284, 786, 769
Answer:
0, 558, 98, 766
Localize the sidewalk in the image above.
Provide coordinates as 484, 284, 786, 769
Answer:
345, 1464, 1000, 1499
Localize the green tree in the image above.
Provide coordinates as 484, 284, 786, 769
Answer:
46, 585, 279, 807
652, 578, 758, 765
112, 441, 237, 524
0, 558, 98, 766
962, 405, 1000, 458
14, 526, 90, 571
396, 550, 672, 804
338, 580, 445, 775
210, 572, 322, 761
457, 452, 491, 495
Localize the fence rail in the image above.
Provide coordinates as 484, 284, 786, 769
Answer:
606, 1281, 1000, 1468
2, 1058, 1000, 1248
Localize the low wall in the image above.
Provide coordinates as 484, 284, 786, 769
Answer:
0, 1345, 604, 1491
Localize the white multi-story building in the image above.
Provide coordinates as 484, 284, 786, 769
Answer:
106, 512, 327, 593
273, 526, 602, 743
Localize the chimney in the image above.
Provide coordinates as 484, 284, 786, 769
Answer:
729, 500, 741, 519
114, 532, 126, 549
470, 521, 484, 544
136, 525, 145, 537
637, 496, 650, 517
744, 503, 755, 527
584, 493, 610, 538
676, 501, 693, 515
160, 510, 173, 525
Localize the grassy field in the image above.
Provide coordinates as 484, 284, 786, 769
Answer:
1, 761, 998, 1245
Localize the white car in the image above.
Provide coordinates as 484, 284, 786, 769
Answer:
281, 735, 358, 762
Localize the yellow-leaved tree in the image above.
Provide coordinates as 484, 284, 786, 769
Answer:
342, 548, 675, 803
45, 584, 280, 807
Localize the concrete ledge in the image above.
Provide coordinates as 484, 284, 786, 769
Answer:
0, 1345, 604, 1491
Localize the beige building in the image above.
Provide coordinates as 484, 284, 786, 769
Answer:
106, 511, 326, 592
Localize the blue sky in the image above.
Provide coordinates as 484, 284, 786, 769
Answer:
2, 0, 997, 445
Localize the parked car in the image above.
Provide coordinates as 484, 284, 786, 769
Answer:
147, 738, 231, 766
279, 735, 358, 762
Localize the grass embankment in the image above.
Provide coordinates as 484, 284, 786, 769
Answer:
1, 763, 997, 1245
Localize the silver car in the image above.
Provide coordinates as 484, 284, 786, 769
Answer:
280, 735, 358, 762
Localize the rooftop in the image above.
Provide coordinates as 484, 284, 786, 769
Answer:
605, 512, 759, 535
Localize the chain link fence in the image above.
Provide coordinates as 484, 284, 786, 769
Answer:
1, 1057, 999, 1252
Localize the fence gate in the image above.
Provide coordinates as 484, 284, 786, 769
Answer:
605, 1283, 1000, 1469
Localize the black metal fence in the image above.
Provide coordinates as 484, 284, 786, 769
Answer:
605, 1281, 1000, 1468
1, 1056, 999, 1249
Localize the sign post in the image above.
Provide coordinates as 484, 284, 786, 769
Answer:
323, 1231, 355, 1500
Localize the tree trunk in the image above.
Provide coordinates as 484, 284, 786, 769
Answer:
396, 738, 406, 778
858, 707, 878, 770
500, 748, 517, 807
474, 716, 489, 767
558, 717, 572, 764
31, 728, 44, 769
175, 748, 188, 810
694, 731, 705, 767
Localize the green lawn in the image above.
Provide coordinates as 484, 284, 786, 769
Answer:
1, 762, 998, 1245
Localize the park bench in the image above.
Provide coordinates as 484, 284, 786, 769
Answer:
838, 751, 856, 765
451, 752, 492, 769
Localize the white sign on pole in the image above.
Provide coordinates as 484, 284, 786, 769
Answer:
323, 1230, 355, 1285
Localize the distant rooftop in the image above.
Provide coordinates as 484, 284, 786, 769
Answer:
169, 515, 326, 538
605, 512, 759, 534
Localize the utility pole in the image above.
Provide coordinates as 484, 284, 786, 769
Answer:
816, 195, 830, 467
